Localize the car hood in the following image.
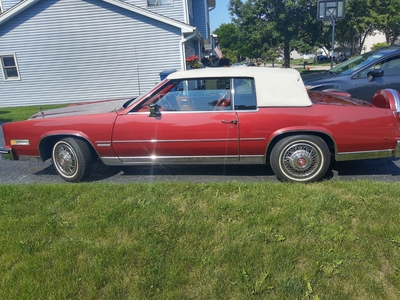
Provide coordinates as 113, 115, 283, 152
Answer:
29, 98, 132, 119
301, 70, 338, 83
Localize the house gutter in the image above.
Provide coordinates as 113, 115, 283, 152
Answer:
0, 0, 39, 25
180, 32, 198, 70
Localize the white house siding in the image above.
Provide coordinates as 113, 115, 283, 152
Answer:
0, 0, 183, 108
124, 0, 185, 23
1, 0, 20, 12
192, 0, 206, 38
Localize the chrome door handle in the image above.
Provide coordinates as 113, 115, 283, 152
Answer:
221, 120, 237, 124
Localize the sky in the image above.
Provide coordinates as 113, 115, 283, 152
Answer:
209, 0, 232, 32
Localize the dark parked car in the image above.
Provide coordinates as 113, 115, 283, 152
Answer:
303, 46, 400, 101
335, 55, 348, 64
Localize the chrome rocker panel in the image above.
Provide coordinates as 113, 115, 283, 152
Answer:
336, 140, 400, 161
101, 155, 265, 166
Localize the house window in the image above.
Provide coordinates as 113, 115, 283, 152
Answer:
147, 0, 173, 6
1, 54, 20, 80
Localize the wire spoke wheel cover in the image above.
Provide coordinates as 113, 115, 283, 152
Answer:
271, 135, 330, 182
52, 138, 93, 182
54, 142, 78, 177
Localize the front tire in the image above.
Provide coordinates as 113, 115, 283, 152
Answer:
52, 138, 93, 182
270, 135, 330, 183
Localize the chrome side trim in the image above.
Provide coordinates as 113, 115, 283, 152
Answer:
100, 155, 264, 166
336, 149, 395, 161
112, 138, 238, 144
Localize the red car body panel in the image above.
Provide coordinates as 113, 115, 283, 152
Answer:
1, 68, 400, 182
112, 111, 239, 158
2, 92, 399, 160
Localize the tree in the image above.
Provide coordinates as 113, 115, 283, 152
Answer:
213, 23, 245, 62
213, 23, 239, 53
374, 0, 400, 44
229, 0, 320, 68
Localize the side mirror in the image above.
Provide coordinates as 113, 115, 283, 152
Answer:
149, 104, 161, 117
367, 69, 384, 82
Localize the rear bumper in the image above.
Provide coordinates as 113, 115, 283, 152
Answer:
395, 140, 400, 158
0, 147, 16, 160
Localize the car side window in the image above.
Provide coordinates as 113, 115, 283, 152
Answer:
233, 78, 257, 110
134, 78, 233, 112
381, 57, 400, 76
359, 61, 384, 78
359, 56, 400, 78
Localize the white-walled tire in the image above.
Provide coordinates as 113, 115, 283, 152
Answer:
270, 135, 330, 183
52, 138, 93, 182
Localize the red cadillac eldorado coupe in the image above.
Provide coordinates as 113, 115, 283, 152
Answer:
1, 68, 400, 183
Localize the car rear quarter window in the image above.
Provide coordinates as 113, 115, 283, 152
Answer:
233, 78, 257, 110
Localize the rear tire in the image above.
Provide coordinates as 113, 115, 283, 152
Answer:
52, 138, 93, 182
270, 135, 330, 183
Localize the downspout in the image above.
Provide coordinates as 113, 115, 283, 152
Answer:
180, 32, 197, 70
208, 0, 215, 37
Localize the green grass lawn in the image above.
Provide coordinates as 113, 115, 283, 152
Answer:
1, 181, 400, 299
1, 100, 400, 299
0, 104, 68, 123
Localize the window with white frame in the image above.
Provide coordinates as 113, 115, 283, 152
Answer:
147, 0, 173, 6
1, 54, 20, 80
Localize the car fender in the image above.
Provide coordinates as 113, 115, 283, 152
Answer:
265, 126, 337, 162
38, 130, 98, 162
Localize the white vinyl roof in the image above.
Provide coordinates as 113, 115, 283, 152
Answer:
168, 67, 312, 107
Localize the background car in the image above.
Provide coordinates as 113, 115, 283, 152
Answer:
302, 46, 400, 101
335, 55, 348, 64
231, 63, 247, 67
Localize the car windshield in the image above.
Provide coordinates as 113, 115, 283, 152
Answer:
122, 79, 169, 108
330, 48, 399, 76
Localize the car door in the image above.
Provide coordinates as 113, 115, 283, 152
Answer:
111, 78, 239, 164
354, 56, 400, 101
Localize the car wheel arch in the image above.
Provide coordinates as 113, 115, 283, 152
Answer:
264, 131, 336, 165
38, 134, 99, 162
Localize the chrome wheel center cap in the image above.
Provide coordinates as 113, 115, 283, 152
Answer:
290, 150, 311, 170
59, 151, 72, 168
